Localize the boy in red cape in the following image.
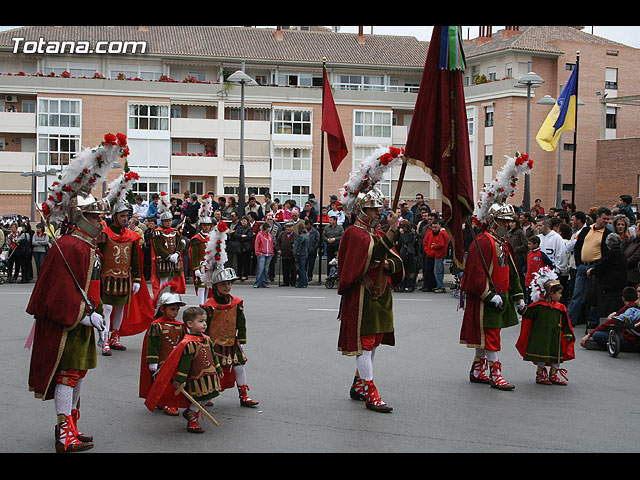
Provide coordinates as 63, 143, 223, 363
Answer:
98, 199, 154, 355
516, 267, 575, 385
139, 281, 187, 415
150, 192, 186, 298
144, 306, 223, 433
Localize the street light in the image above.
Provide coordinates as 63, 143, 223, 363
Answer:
227, 67, 258, 217
515, 71, 544, 212
20, 169, 46, 220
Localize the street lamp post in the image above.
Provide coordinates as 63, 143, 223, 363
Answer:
515, 71, 544, 212
227, 66, 258, 218
20, 170, 46, 220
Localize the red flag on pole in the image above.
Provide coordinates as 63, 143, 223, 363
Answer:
321, 66, 348, 171
404, 26, 474, 269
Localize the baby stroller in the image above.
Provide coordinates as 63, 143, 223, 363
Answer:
450, 271, 463, 299
607, 307, 640, 358
325, 257, 339, 289
0, 251, 9, 284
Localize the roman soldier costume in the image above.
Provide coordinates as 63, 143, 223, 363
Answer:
336, 146, 405, 413
98, 171, 154, 355
460, 153, 532, 391
26, 133, 129, 452
151, 192, 186, 298
190, 195, 214, 304
200, 222, 259, 407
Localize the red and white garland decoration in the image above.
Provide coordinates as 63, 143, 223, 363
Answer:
202, 221, 229, 287
105, 170, 140, 207
473, 151, 534, 226
339, 145, 404, 214
41, 133, 129, 224
198, 194, 214, 223
530, 266, 558, 304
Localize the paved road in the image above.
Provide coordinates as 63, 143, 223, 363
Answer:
3, 279, 640, 453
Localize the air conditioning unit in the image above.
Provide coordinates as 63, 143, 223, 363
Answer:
5, 95, 18, 103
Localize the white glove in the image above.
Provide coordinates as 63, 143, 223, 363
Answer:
195, 269, 203, 278
80, 312, 105, 331
131, 282, 140, 294
97, 327, 109, 348
490, 294, 503, 309
149, 363, 158, 373
515, 299, 526, 312
169, 253, 179, 264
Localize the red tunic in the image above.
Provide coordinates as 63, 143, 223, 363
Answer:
26, 233, 99, 400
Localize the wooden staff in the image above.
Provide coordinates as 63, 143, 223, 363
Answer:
391, 157, 408, 212
174, 383, 220, 427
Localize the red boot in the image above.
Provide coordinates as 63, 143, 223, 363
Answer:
55, 415, 94, 453
350, 375, 366, 400
469, 357, 491, 384
550, 367, 568, 385
71, 408, 93, 442
183, 409, 205, 433
238, 384, 259, 407
489, 361, 515, 391
109, 330, 126, 351
363, 380, 393, 413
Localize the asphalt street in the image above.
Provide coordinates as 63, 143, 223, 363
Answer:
3, 277, 640, 453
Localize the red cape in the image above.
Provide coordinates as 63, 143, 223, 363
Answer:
26, 234, 96, 400
139, 318, 186, 402
337, 225, 403, 355
150, 227, 186, 299
143, 333, 200, 411
103, 226, 155, 337
516, 300, 576, 363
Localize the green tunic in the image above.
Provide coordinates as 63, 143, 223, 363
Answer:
175, 333, 223, 402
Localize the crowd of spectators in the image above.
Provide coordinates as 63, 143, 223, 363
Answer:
507, 194, 640, 353
3, 189, 640, 354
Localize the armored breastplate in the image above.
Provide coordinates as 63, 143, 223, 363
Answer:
158, 323, 184, 365
102, 236, 133, 278
154, 229, 183, 274
206, 306, 238, 347
187, 339, 218, 381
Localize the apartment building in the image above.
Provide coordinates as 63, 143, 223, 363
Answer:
0, 25, 638, 218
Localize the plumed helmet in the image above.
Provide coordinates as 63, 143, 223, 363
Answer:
486, 202, 517, 224
69, 193, 110, 238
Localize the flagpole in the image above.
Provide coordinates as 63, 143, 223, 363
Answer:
570, 52, 580, 213
319, 57, 327, 285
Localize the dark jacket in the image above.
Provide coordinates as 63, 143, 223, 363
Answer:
592, 247, 627, 317
574, 224, 610, 267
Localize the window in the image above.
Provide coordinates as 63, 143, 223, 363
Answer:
606, 107, 617, 129
354, 110, 392, 138
487, 66, 496, 81
38, 134, 80, 166
485, 106, 494, 127
272, 148, 311, 171
484, 145, 493, 166
38, 99, 81, 128
505, 63, 513, 78
110, 64, 162, 81
171, 180, 181, 195
128, 104, 169, 130
337, 74, 384, 91
273, 109, 312, 135
605, 68, 618, 90
187, 71, 207, 82
132, 181, 169, 202
22, 100, 36, 113
189, 180, 204, 195
278, 72, 322, 87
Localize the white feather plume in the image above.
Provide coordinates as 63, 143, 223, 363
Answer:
473, 151, 534, 224
203, 221, 230, 287
339, 145, 404, 214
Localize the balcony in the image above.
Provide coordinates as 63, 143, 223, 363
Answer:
170, 117, 271, 140
0, 111, 36, 134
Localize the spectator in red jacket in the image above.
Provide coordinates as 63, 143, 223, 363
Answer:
423, 220, 449, 293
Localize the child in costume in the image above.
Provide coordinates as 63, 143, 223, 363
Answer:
201, 220, 260, 408
144, 305, 223, 433
516, 267, 576, 385
139, 281, 186, 416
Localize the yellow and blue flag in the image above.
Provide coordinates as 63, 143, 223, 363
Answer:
535, 66, 578, 151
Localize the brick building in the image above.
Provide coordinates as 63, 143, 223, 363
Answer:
0, 25, 638, 219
